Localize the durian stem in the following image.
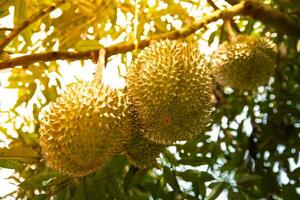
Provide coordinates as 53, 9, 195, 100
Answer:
0, 1, 65, 52
0, 0, 299, 70
224, 20, 236, 42
94, 49, 106, 82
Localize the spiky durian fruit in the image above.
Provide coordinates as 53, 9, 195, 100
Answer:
124, 109, 165, 168
125, 133, 165, 168
127, 39, 212, 145
39, 81, 130, 177
211, 36, 278, 90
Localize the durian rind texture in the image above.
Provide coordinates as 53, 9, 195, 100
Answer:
211, 36, 278, 90
125, 132, 165, 168
127, 39, 213, 145
40, 81, 130, 177
124, 108, 165, 168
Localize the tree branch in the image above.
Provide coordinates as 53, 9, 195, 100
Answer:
207, 0, 220, 10
0, 28, 13, 32
0, 0, 299, 70
0, 2, 245, 70
0, 1, 64, 52
240, 0, 300, 37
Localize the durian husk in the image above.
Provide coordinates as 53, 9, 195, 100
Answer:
124, 108, 165, 168
211, 36, 278, 90
127, 39, 213, 145
125, 133, 165, 168
40, 81, 130, 177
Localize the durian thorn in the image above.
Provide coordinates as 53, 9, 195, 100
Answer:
94, 48, 107, 83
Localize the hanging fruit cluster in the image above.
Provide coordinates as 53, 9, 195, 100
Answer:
39, 37, 277, 177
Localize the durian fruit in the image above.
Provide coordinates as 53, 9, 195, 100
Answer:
127, 39, 213, 145
125, 132, 165, 168
211, 36, 278, 90
124, 108, 165, 168
39, 81, 130, 177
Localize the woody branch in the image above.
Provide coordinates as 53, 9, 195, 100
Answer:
0, 0, 299, 70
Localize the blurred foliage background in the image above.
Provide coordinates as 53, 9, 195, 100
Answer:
0, 0, 300, 199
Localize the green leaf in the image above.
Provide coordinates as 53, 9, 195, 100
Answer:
94, 181, 108, 200
57, 188, 71, 200
19, 171, 60, 189
289, 167, 300, 178
31, 194, 48, 200
124, 166, 139, 191
14, 85, 37, 107
243, 19, 255, 35
207, 182, 228, 200
237, 174, 262, 185
43, 85, 58, 102
178, 170, 213, 182
106, 178, 122, 199
75, 40, 102, 51
163, 166, 180, 192
228, 190, 243, 200
180, 156, 211, 166
74, 181, 86, 200
0, 0, 13, 18
208, 30, 218, 45
0, 145, 39, 162
83, 177, 102, 200
191, 181, 200, 197
0, 159, 23, 170
14, 0, 27, 26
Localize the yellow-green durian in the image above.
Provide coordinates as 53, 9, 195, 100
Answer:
127, 39, 213, 145
124, 109, 165, 168
39, 81, 130, 177
211, 36, 278, 90
125, 132, 165, 168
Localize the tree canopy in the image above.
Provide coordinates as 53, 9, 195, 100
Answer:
0, 0, 300, 199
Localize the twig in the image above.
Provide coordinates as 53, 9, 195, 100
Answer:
0, 28, 13, 32
226, 0, 241, 4
207, 0, 220, 10
0, 0, 299, 70
0, 1, 64, 52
